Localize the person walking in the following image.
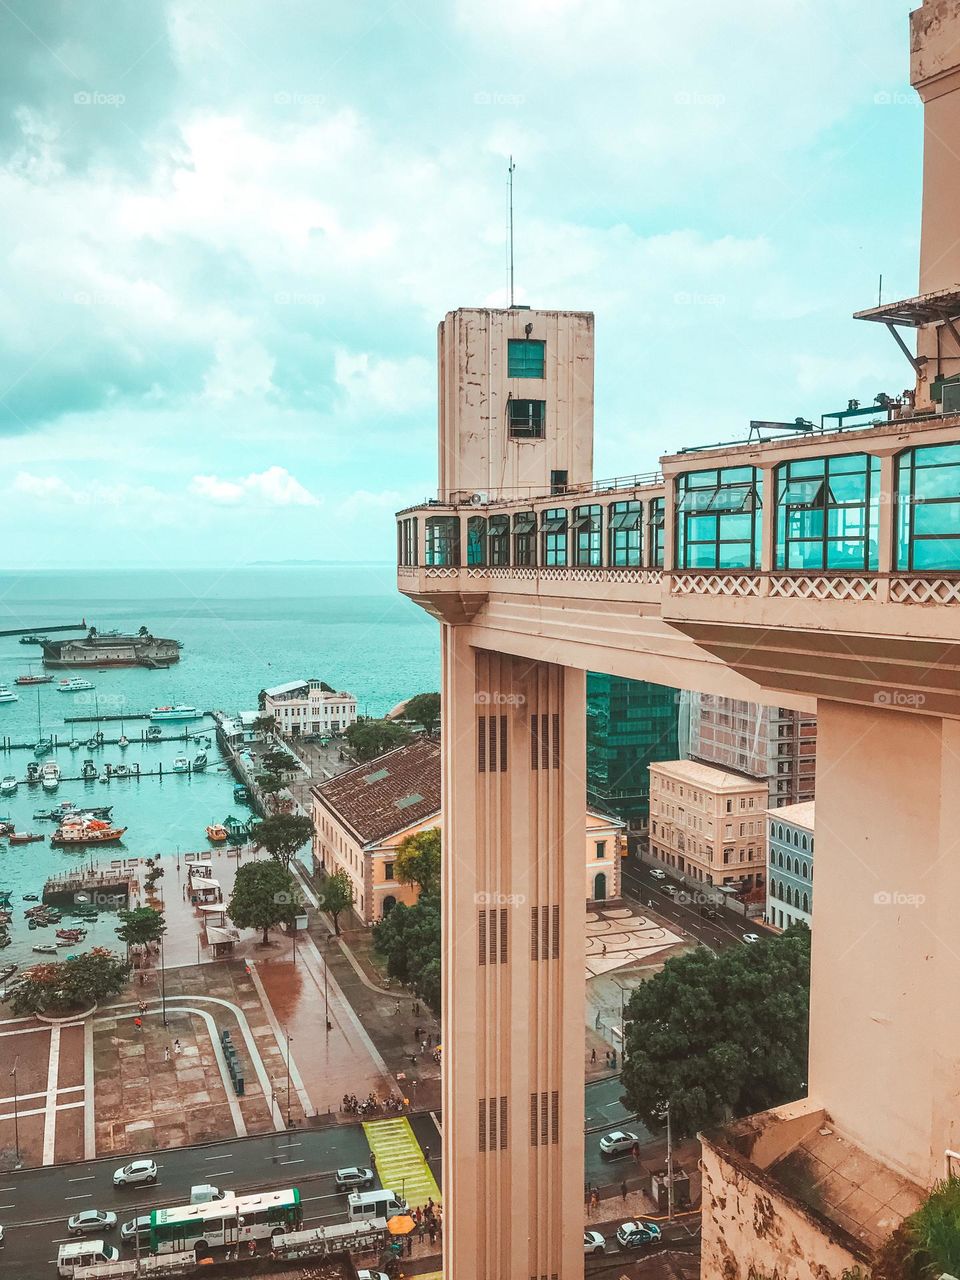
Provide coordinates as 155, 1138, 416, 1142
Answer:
590, 1047, 597, 1063
621, 1179, 628, 1203
133, 1016, 142, 1032
174, 1038, 181, 1055
163, 1046, 170, 1062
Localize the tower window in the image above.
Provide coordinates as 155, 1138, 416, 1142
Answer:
509, 399, 545, 439
507, 338, 545, 378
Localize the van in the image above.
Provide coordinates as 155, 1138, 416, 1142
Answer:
57, 1240, 120, 1276
190, 1184, 226, 1204
347, 1189, 408, 1222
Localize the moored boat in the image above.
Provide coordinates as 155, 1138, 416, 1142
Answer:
81, 759, 98, 780
56, 677, 94, 692
9, 832, 44, 844
146, 726, 163, 741
150, 705, 200, 722
33, 738, 53, 758
114, 764, 130, 778
40, 761, 60, 792
0, 685, 19, 703
193, 752, 208, 771
50, 818, 126, 847
118, 735, 130, 749
206, 823, 227, 843
172, 756, 189, 772
0, 777, 17, 796
32, 944, 58, 955
68, 739, 80, 750
14, 672, 52, 684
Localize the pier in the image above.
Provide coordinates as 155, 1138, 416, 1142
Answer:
42, 867, 138, 906
0, 622, 87, 638
0, 723, 214, 753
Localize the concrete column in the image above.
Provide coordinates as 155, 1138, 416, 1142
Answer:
441, 626, 586, 1280
808, 700, 960, 1185
759, 463, 777, 581
875, 451, 896, 602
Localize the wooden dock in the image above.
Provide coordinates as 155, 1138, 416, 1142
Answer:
0, 726, 214, 754
42, 867, 138, 906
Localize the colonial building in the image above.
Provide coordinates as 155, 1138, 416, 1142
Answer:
766, 800, 814, 931
647, 759, 768, 891
263, 678, 357, 738
312, 737, 624, 925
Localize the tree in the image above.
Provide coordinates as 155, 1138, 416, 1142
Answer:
253, 713, 276, 738
373, 893, 441, 1013
318, 869, 355, 935
228, 860, 300, 945
253, 813, 314, 871
403, 692, 440, 734
394, 827, 441, 897
621, 926, 811, 1139
116, 907, 166, 948
262, 749, 296, 778
7, 948, 131, 1016
344, 718, 413, 762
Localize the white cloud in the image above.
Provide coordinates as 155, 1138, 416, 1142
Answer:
334, 350, 434, 413
12, 472, 163, 507
189, 466, 319, 507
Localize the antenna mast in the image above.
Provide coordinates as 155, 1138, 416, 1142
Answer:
508, 156, 516, 307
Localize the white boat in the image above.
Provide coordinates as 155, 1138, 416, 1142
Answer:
68, 739, 80, 750
150, 705, 200, 722
56, 677, 94, 693
118, 735, 129, 749
0, 777, 17, 796
172, 756, 189, 772
40, 761, 60, 792
0, 685, 18, 704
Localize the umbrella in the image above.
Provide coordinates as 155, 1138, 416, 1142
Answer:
387, 1214, 416, 1236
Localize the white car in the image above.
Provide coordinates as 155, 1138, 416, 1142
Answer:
661, 883, 679, 896
67, 1209, 117, 1236
584, 1229, 606, 1255
599, 1129, 640, 1158
357, 1272, 389, 1280
649, 869, 666, 880
113, 1159, 158, 1187
335, 1166, 374, 1190
742, 933, 761, 944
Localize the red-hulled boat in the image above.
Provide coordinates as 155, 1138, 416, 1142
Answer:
50, 817, 126, 847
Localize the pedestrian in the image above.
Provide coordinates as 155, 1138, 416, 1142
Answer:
590, 1048, 597, 1063
405, 1235, 413, 1256
424, 1144, 430, 1162
602, 942, 607, 956
621, 1180, 628, 1203
138, 970, 145, 986
174, 1038, 181, 1055
134, 1016, 142, 1032
418, 1221, 424, 1243
428, 1224, 436, 1244
163, 1046, 170, 1062
395, 999, 401, 1015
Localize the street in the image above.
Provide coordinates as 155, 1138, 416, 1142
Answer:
620, 857, 769, 952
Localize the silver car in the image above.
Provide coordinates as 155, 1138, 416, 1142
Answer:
120, 1215, 152, 1242
113, 1159, 158, 1187
67, 1209, 118, 1236
335, 1166, 374, 1190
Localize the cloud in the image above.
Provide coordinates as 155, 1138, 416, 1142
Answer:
13, 471, 163, 507
189, 466, 319, 507
334, 350, 433, 414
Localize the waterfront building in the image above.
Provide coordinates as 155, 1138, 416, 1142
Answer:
766, 801, 814, 930
586, 673, 680, 829
681, 693, 817, 808
311, 737, 624, 924
648, 759, 768, 891
262, 679, 357, 738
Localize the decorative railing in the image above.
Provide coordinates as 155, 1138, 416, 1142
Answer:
671, 574, 763, 598
889, 576, 960, 605
768, 575, 879, 602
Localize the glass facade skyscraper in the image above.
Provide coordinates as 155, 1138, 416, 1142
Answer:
586, 673, 680, 828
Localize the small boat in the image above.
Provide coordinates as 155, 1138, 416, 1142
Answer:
0, 963, 18, 980
26, 762, 40, 785
172, 756, 189, 772
57, 677, 94, 693
9, 832, 44, 844
150, 705, 200, 722
32, 944, 57, 955
18, 635, 45, 645
68, 739, 80, 750
40, 761, 60, 792
22, 894, 39, 902
51, 818, 126, 847
33, 739, 53, 758
223, 814, 248, 842
206, 823, 228, 843
0, 685, 19, 703
81, 759, 98, 780
114, 764, 130, 778
118, 735, 129, 749
193, 752, 208, 772
233, 784, 249, 805
14, 672, 52, 684
0, 777, 17, 796
146, 726, 162, 741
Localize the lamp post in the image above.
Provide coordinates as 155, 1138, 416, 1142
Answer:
665, 1102, 674, 1221
285, 1031, 293, 1127
9, 1058, 20, 1168
159, 927, 167, 1027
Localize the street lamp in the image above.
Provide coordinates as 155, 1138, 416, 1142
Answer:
9, 1058, 20, 1169
285, 1031, 292, 1127
159, 928, 167, 1027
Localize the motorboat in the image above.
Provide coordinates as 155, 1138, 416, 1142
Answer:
81, 760, 98, 780
32, 944, 58, 955
51, 817, 126, 847
172, 756, 189, 772
0, 685, 18, 703
22, 894, 39, 902
56, 677, 94, 692
14, 672, 52, 684
0, 777, 17, 796
33, 738, 53, 758
150, 705, 200, 722
114, 764, 131, 778
68, 739, 80, 750
9, 832, 44, 844
193, 752, 208, 772
50, 802, 112, 822
118, 735, 130, 749
206, 823, 227, 843
25, 762, 40, 785
40, 761, 60, 792
146, 726, 163, 741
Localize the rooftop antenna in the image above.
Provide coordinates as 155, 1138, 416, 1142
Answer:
879, 273, 883, 307
508, 155, 516, 308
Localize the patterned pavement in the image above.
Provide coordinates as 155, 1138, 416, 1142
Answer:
363, 1115, 441, 1209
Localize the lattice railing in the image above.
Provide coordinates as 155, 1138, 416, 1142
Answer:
670, 574, 763, 597
397, 565, 418, 578
768, 575, 879, 602
889, 577, 960, 605
422, 566, 461, 578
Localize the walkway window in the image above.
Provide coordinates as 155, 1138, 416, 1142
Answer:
467, 515, 487, 566
513, 511, 536, 566
609, 500, 642, 566
896, 441, 960, 571
649, 497, 666, 567
675, 466, 762, 570
507, 338, 545, 378
572, 504, 602, 566
489, 515, 509, 565
509, 398, 545, 439
398, 517, 418, 567
425, 516, 460, 566
775, 453, 879, 571
541, 508, 568, 566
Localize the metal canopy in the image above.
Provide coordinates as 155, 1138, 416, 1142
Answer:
854, 286, 960, 328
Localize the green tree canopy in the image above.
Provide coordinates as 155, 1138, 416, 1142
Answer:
621, 927, 811, 1140
394, 827, 441, 897
318, 869, 355, 935
253, 813, 314, 870
344, 718, 413, 763
253, 713, 277, 737
403, 692, 440, 734
228, 860, 300, 945
373, 893, 441, 1013
8, 948, 131, 1016
115, 906, 166, 948
261, 749, 296, 777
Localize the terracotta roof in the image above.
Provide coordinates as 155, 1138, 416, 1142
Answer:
311, 737, 442, 845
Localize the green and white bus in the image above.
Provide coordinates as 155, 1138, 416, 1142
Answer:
150, 1188, 302, 1255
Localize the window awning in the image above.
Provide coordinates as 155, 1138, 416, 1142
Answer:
513, 514, 535, 534
608, 508, 641, 531
678, 485, 757, 514
488, 515, 509, 534
570, 511, 599, 530
540, 515, 567, 532
780, 480, 827, 508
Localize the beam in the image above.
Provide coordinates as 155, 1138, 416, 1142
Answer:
885, 322, 923, 374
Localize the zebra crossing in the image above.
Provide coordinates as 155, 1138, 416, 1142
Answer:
363, 1116, 441, 1210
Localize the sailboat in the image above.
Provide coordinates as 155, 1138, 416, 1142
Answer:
33, 686, 52, 757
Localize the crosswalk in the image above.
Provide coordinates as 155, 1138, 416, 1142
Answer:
363, 1116, 441, 1210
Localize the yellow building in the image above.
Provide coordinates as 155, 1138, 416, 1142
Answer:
312, 737, 624, 925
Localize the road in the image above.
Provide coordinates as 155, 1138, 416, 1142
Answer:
620, 857, 769, 951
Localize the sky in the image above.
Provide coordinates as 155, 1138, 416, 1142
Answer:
0, 0, 926, 567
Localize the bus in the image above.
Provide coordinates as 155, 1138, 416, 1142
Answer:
149, 1188, 302, 1255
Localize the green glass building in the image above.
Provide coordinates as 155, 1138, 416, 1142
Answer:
586, 674, 681, 829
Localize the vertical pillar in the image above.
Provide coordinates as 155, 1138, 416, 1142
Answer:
441, 626, 586, 1280
875, 451, 896, 602
759, 462, 776, 582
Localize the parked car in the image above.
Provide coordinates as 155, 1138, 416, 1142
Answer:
583, 1229, 606, 1255
120, 1216, 152, 1243
336, 1166, 375, 1191
599, 1130, 640, 1158
616, 1220, 662, 1249
742, 933, 761, 944
661, 884, 679, 896
357, 1272, 389, 1280
113, 1159, 158, 1187
67, 1210, 117, 1237
649, 869, 666, 880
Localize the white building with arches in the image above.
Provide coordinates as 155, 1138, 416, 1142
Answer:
766, 800, 814, 930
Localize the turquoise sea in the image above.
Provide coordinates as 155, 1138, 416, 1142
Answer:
0, 566, 439, 966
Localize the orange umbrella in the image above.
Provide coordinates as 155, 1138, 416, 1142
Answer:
387, 1214, 416, 1236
